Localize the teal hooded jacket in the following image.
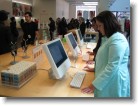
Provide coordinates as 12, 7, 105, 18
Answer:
93, 32, 130, 98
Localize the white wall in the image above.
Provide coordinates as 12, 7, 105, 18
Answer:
69, 5, 76, 20
0, 0, 32, 28
1, 0, 70, 26
110, 0, 130, 11
33, 0, 56, 23
0, 0, 12, 16
0, 0, 33, 16
56, 0, 69, 19
33, 0, 69, 23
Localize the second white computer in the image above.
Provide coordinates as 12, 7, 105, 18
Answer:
64, 32, 81, 58
75, 29, 84, 47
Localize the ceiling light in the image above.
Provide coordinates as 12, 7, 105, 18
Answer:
83, 2, 98, 5
12, 0, 32, 5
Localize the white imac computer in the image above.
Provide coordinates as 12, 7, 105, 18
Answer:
64, 32, 81, 58
42, 38, 71, 79
75, 29, 84, 47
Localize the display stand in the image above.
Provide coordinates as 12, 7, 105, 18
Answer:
67, 49, 78, 68
70, 55, 78, 68
22, 39, 30, 59
10, 42, 18, 65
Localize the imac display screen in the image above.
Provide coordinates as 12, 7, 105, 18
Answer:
68, 34, 77, 49
48, 40, 67, 68
78, 29, 83, 40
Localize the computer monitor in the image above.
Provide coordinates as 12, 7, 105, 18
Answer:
42, 38, 71, 79
75, 29, 84, 47
64, 32, 81, 58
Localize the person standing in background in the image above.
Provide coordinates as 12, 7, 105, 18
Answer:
10, 17, 19, 43
20, 18, 24, 29
82, 11, 130, 97
59, 17, 68, 38
56, 17, 61, 35
79, 17, 86, 40
34, 18, 39, 29
48, 17, 56, 41
67, 18, 76, 30
0, 10, 13, 55
22, 12, 39, 45
86, 19, 91, 29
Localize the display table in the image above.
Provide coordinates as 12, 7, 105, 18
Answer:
0, 42, 95, 97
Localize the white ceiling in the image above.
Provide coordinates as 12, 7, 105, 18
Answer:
65, 0, 116, 7
65, 0, 99, 5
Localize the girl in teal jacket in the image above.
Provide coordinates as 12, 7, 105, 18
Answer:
81, 11, 130, 98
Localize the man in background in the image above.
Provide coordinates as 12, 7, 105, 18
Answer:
22, 12, 39, 45
48, 17, 56, 41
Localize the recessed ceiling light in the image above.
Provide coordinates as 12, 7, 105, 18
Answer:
83, 2, 98, 5
12, 0, 32, 5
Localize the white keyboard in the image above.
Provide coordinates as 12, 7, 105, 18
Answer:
70, 71, 86, 88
